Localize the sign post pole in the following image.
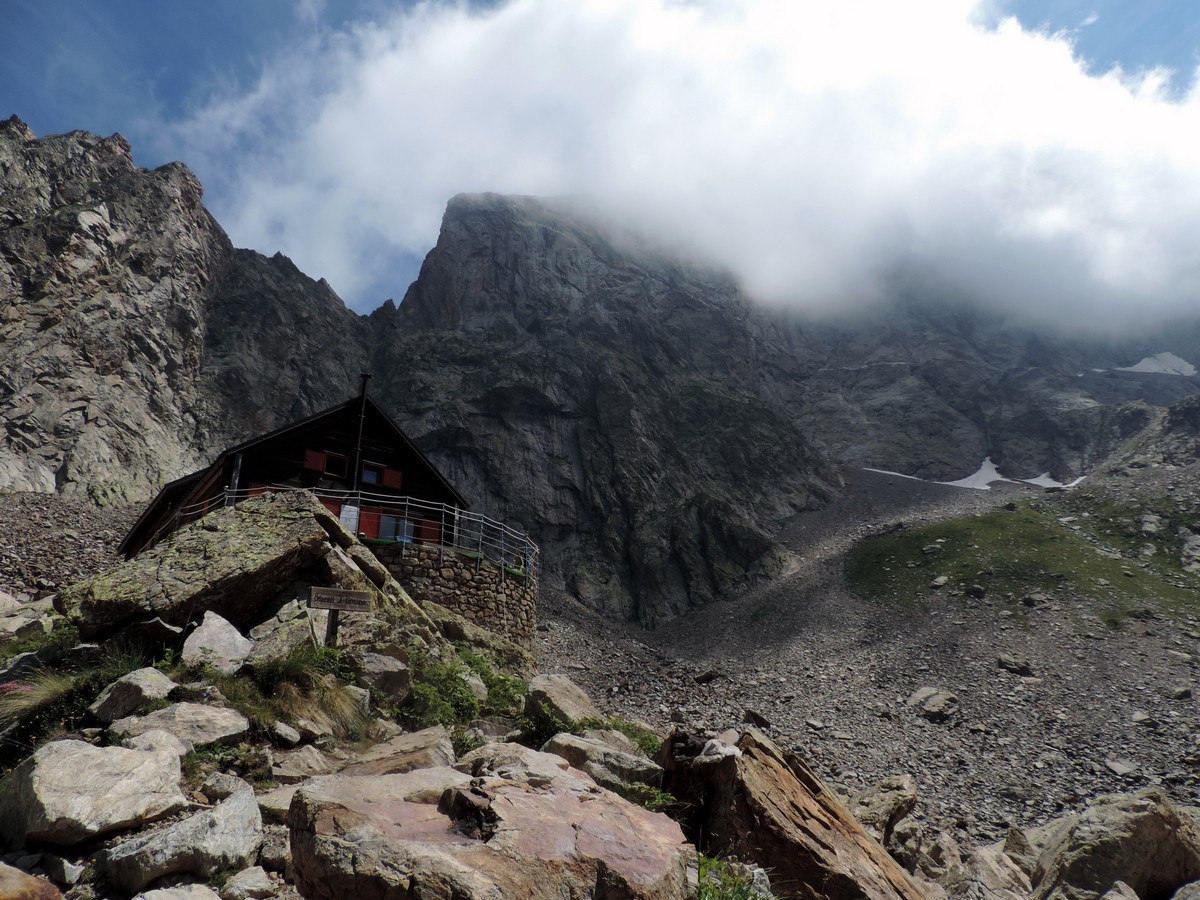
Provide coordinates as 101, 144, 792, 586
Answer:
308, 587, 375, 648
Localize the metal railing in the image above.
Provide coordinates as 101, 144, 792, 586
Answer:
154, 484, 540, 585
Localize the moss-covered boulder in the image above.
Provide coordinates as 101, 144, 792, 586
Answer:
54, 492, 446, 658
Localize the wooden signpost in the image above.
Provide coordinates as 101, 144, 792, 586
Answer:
308, 587, 374, 647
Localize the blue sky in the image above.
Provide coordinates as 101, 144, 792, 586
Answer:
2, 1, 1198, 324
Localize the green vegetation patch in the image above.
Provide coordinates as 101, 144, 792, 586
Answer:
0, 622, 80, 667
698, 856, 775, 900
1057, 490, 1200, 580
401, 652, 481, 729
182, 743, 274, 789
516, 702, 663, 760
176, 643, 369, 740
453, 642, 527, 715
844, 502, 1200, 625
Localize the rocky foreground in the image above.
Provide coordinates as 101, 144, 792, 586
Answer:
0, 486, 1199, 899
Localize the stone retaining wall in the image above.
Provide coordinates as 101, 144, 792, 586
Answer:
368, 542, 537, 648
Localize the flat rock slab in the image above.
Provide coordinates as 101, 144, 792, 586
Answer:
541, 732, 663, 790
181, 612, 253, 675
273, 745, 334, 784
338, 725, 454, 776
106, 789, 263, 894
123, 729, 193, 757
290, 750, 691, 900
54, 492, 336, 637
134, 884, 221, 899
256, 785, 301, 824
0, 740, 186, 846
110, 702, 249, 747
89, 667, 177, 724
217, 864, 274, 900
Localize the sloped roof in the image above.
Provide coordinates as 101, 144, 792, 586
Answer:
119, 395, 466, 555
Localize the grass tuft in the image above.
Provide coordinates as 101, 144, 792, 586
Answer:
0, 668, 77, 727
187, 643, 370, 740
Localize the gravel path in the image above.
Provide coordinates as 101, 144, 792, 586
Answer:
536, 466, 1200, 845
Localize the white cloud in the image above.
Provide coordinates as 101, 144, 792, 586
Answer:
163, 0, 1200, 327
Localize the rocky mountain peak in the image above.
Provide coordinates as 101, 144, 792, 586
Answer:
0, 122, 366, 505
1, 113, 36, 142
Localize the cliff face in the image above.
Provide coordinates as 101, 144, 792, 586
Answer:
0, 116, 366, 504
3, 121, 1199, 624
372, 194, 842, 622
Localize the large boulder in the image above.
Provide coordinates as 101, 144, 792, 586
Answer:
660, 728, 925, 900
56, 493, 334, 637
289, 746, 692, 899
0, 740, 186, 846
133, 887, 221, 900
181, 612, 253, 675
540, 732, 663, 791
352, 651, 412, 705
105, 789, 263, 894
1030, 788, 1200, 900
852, 775, 920, 847
109, 702, 249, 748
54, 493, 447, 654
88, 667, 177, 724
0, 863, 62, 899
523, 674, 601, 730
941, 845, 1034, 900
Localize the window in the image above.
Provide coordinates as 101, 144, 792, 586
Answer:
361, 463, 383, 485
305, 450, 348, 478
380, 515, 414, 542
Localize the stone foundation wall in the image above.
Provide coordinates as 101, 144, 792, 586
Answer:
369, 542, 537, 648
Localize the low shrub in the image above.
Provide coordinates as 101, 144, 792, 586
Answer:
698, 856, 774, 900
403, 657, 480, 729
204, 643, 370, 740
453, 643, 527, 715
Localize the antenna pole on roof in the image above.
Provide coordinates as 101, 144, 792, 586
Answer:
351, 374, 371, 501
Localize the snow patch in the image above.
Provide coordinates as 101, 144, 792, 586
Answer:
935, 457, 1020, 491
1115, 352, 1197, 377
1021, 472, 1086, 489
862, 460, 1084, 491
862, 467, 924, 481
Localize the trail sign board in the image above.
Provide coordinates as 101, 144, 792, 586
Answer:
308, 587, 374, 613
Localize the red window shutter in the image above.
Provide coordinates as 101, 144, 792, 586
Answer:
359, 508, 382, 539
382, 468, 403, 489
304, 450, 326, 472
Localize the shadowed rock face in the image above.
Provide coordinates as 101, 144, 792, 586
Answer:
373, 194, 842, 622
